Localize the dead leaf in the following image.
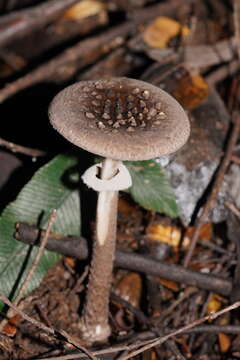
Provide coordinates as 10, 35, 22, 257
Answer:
143, 17, 189, 49
158, 278, 179, 292
63, 0, 106, 20
65, 257, 76, 267
207, 294, 222, 315
115, 272, 142, 308
2, 314, 21, 337
173, 73, 209, 110
143, 349, 158, 360
146, 223, 181, 247
218, 333, 231, 353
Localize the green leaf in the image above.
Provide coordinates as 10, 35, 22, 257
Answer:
125, 160, 179, 217
0, 154, 80, 307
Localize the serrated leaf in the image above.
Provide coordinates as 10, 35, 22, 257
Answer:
0, 154, 80, 307
125, 160, 179, 217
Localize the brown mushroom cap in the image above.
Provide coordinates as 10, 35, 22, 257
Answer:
49, 77, 190, 161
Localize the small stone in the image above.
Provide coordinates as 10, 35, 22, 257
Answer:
138, 113, 143, 120
153, 120, 161, 126
108, 120, 113, 125
132, 88, 140, 94
116, 113, 123, 120
127, 111, 132, 118
91, 91, 97, 96
96, 94, 103, 100
127, 126, 135, 132
143, 107, 148, 114
127, 95, 134, 101
142, 90, 150, 99
83, 86, 89, 92
119, 119, 126, 125
85, 112, 95, 119
102, 113, 111, 120
97, 121, 106, 129
156, 102, 162, 110
132, 107, 138, 114
140, 100, 146, 108
140, 122, 146, 127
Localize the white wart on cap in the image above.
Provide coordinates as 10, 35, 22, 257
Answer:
49, 77, 190, 161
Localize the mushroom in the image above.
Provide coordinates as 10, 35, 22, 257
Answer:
48, 77, 190, 344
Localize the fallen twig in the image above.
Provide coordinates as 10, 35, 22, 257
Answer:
0, 137, 46, 157
0, 0, 81, 48
231, 155, 240, 164
183, 114, 240, 267
34, 304, 240, 360
15, 210, 57, 305
111, 293, 186, 360
15, 223, 233, 296
207, 60, 240, 85
121, 302, 240, 360
0, 210, 57, 333
225, 201, 240, 219
0, 23, 132, 104
78, 47, 144, 81
130, 0, 188, 25
146, 37, 237, 69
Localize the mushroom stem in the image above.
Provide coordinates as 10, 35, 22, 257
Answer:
96, 158, 120, 246
80, 157, 120, 343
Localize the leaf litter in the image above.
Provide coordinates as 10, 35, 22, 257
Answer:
0, 0, 240, 359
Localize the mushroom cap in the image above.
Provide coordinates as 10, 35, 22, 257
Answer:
49, 77, 190, 161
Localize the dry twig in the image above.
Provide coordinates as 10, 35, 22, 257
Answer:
0, 23, 131, 104
0, 0, 81, 48
207, 60, 240, 85
0, 137, 46, 157
15, 223, 233, 296
0, 210, 57, 333
148, 37, 237, 69
121, 302, 240, 360
15, 210, 57, 305
34, 303, 240, 360
225, 201, 240, 218
231, 155, 240, 164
